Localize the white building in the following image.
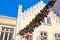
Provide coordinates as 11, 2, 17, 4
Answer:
16, 1, 60, 40
0, 1, 60, 40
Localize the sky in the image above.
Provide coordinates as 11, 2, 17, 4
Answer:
0, 0, 50, 18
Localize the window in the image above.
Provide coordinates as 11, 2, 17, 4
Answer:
43, 17, 51, 25
42, 17, 46, 24
47, 17, 51, 24
43, 17, 45, 23
40, 32, 47, 40
55, 34, 60, 40
0, 27, 14, 40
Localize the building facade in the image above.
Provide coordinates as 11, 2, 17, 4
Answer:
0, 15, 17, 40
0, 1, 60, 40
16, 1, 60, 40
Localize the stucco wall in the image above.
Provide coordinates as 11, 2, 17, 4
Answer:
0, 16, 17, 26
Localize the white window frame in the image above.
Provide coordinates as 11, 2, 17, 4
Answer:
0, 25, 15, 40
47, 17, 51, 24
40, 31, 48, 40
36, 31, 48, 40
54, 33, 60, 40
42, 17, 51, 26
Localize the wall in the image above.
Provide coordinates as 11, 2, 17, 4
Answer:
17, 1, 60, 40
33, 10, 60, 40
0, 15, 17, 26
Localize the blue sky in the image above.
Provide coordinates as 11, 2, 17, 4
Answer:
0, 0, 49, 18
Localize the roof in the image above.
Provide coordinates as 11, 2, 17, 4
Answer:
53, 0, 60, 16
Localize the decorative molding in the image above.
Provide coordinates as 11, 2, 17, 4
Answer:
0, 23, 16, 27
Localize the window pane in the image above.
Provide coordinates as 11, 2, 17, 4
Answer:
4, 32, 8, 40
58, 34, 60, 37
0, 32, 4, 40
44, 32, 47, 36
41, 32, 43, 35
2, 27, 5, 30
55, 34, 60, 40
10, 28, 14, 32
47, 17, 51, 24
43, 18, 45, 23
9, 33, 13, 40
58, 39, 60, 40
55, 34, 57, 37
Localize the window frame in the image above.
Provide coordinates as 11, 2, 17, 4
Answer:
40, 31, 48, 40
36, 31, 48, 40
42, 17, 51, 26
0, 25, 15, 40
47, 17, 51, 24
54, 33, 60, 40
